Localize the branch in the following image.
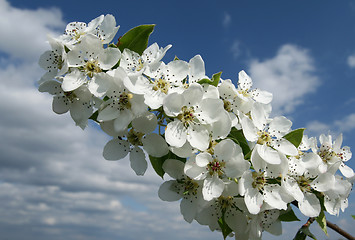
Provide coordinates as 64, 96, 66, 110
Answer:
326, 220, 355, 240
291, 201, 355, 240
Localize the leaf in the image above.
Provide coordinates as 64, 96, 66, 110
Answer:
279, 208, 300, 222
149, 151, 186, 179
283, 128, 305, 148
197, 71, 222, 87
218, 216, 233, 240
89, 110, 99, 123
227, 127, 251, 156
352, 215, 355, 220
149, 155, 165, 179
293, 226, 317, 240
316, 210, 327, 235
117, 24, 155, 55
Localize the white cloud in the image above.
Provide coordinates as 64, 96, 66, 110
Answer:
0, 2, 225, 240
248, 44, 320, 114
347, 54, 355, 68
0, 0, 65, 61
231, 40, 241, 58
222, 12, 231, 28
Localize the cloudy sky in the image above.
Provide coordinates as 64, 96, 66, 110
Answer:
1, 0, 355, 239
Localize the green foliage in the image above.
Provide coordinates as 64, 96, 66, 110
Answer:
227, 127, 251, 156
294, 226, 317, 240
279, 208, 300, 222
316, 210, 327, 236
149, 151, 186, 179
197, 71, 222, 87
352, 215, 355, 220
283, 128, 305, 148
117, 24, 155, 55
218, 216, 233, 240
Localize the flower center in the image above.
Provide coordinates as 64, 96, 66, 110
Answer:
152, 76, 170, 94
207, 158, 225, 177
252, 171, 265, 190
177, 106, 195, 127
177, 177, 199, 196
84, 59, 101, 78
223, 99, 232, 112
257, 131, 271, 145
127, 129, 144, 146
238, 89, 250, 98
297, 175, 312, 192
217, 196, 234, 212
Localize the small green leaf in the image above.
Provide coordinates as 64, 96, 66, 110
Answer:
118, 24, 155, 55
316, 210, 328, 235
197, 71, 222, 87
149, 155, 165, 179
218, 216, 233, 240
352, 215, 355, 220
89, 110, 99, 123
283, 128, 305, 148
279, 208, 300, 222
294, 226, 317, 240
227, 127, 251, 155
149, 151, 186, 179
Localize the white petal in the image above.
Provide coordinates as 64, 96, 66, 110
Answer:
129, 146, 147, 175
142, 133, 169, 157
339, 163, 355, 178
256, 144, 282, 165
165, 120, 187, 148
182, 82, 203, 106
52, 95, 70, 114
263, 184, 287, 210
301, 152, 322, 169
187, 124, 210, 151
88, 72, 112, 97
299, 192, 321, 217
209, 110, 232, 139
184, 157, 206, 180
98, 47, 121, 70
273, 139, 298, 156
238, 70, 252, 91
251, 146, 267, 172
158, 181, 181, 201
198, 98, 225, 124
169, 141, 196, 158
180, 198, 198, 223
132, 112, 157, 134
251, 89, 273, 104
202, 175, 224, 201
113, 110, 133, 132
162, 159, 185, 179
225, 211, 248, 235
62, 70, 86, 92
282, 177, 303, 202
103, 138, 129, 160
188, 55, 206, 82
240, 114, 258, 142
269, 116, 292, 134
163, 92, 184, 117
195, 152, 212, 167
244, 188, 263, 214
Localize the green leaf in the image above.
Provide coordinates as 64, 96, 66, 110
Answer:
149, 151, 186, 179
227, 127, 251, 156
117, 24, 155, 55
218, 216, 233, 240
293, 226, 317, 240
279, 208, 300, 222
89, 110, 99, 123
352, 215, 355, 220
283, 128, 305, 148
149, 155, 165, 179
197, 71, 222, 87
316, 210, 327, 235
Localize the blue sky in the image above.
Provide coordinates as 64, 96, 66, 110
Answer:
0, 0, 355, 239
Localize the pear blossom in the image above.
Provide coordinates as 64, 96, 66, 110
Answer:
184, 139, 250, 201
38, 80, 99, 129
123, 60, 189, 109
120, 43, 171, 78
63, 34, 121, 96
103, 112, 168, 175
317, 134, 354, 178
187, 55, 208, 84
163, 83, 228, 151
239, 169, 289, 215
241, 112, 298, 169
323, 176, 352, 216
97, 68, 147, 132
158, 159, 206, 223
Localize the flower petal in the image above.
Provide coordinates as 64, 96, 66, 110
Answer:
129, 146, 147, 176
103, 138, 129, 160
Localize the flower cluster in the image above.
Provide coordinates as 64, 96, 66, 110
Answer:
38, 15, 354, 240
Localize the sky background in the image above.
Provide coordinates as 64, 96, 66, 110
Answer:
0, 0, 355, 239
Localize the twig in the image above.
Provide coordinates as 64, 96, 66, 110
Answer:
326, 220, 355, 240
